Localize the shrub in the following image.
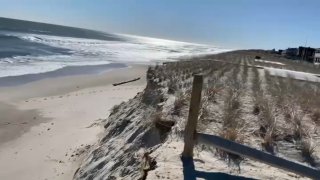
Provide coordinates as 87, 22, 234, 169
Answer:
261, 129, 276, 154
253, 103, 261, 115
220, 128, 243, 143
222, 92, 241, 128
301, 139, 316, 158
218, 128, 244, 173
205, 87, 223, 103
198, 102, 211, 131
260, 101, 276, 128
167, 78, 178, 94
242, 65, 248, 84
172, 94, 187, 116
258, 100, 279, 154
110, 104, 121, 115
311, 110, 320, 124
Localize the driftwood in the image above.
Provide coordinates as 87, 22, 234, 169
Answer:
112, 77, 141, 86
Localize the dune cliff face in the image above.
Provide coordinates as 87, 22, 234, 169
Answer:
75, 51, 320, 180
73, 67, 168, 180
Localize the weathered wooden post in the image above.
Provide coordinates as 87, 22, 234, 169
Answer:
182, 74, 203, 158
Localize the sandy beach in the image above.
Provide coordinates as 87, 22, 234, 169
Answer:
0, 64, 147, 180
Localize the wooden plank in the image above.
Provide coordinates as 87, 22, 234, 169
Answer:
182, 75, 203, 158
197, 133, 320, 179
112, 77, 141, 86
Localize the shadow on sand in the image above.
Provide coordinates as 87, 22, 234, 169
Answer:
181, 157, 255, 180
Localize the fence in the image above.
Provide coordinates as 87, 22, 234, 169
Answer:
182, 74, 320, 179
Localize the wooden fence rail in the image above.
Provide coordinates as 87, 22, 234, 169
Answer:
182, 74, 320, 179
197, 133, 320, 179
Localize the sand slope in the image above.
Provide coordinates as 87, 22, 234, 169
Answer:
0, 65, 147, 180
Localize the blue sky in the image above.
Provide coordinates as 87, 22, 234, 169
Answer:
0, 0, 319, 49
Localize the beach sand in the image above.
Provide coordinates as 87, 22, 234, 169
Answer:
0, 64, 147, 180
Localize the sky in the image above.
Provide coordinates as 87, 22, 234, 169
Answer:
0, 0, 319, 49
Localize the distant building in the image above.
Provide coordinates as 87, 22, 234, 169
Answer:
280, 46, 319, 64
298, 46, 315, 62
282, 48, 298, 57
314, 49, 320, 64
287, 48, 299, 56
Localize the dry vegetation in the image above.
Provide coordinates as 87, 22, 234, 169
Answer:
148, 50, 320, 172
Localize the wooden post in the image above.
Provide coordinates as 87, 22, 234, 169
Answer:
182, 74, 203, 158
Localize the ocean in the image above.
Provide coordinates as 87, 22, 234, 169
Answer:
0, 17, 227, 78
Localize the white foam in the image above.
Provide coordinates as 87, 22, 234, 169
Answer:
0, 32, 230, 77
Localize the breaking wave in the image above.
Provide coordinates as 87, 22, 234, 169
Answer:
0, 31, 228, 78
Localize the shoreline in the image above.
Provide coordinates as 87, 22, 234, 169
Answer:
0, 64, 147, 102
0, 63, 128, 87
0, 64, 148, 180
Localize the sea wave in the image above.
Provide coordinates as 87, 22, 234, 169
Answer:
0, 31, 229, 78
